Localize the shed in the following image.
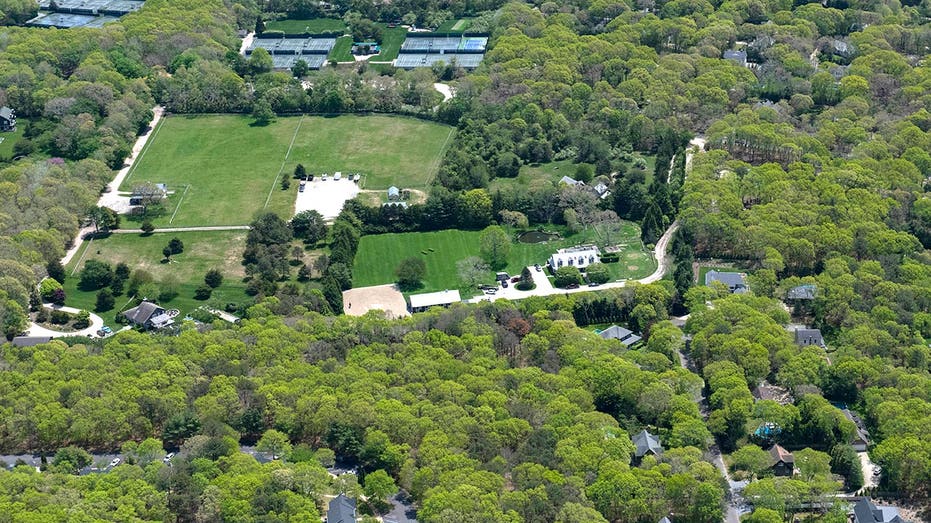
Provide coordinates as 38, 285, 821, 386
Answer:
768, 444, 794, 476
558, 175, 584, 187
388, 186, 400, 200
786, 284, 816, 300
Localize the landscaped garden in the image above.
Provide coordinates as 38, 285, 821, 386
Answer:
120, 114, 454, 227
352, 223, 655, 296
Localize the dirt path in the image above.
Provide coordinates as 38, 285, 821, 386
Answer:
433, 83, 453, 102
61, 106, 164, 266
685, 136, 706, 173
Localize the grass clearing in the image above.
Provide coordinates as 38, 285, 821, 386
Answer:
63, 231, 251, 318
265, 18, 347, 34
120, 114, 453, 226
436, 18, 472, 32
329, 36, 354, 61
0, 120, 27, 161
353, 224, 655, 297
371, 26, 407, 61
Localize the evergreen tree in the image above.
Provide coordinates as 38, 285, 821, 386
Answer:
641, 201, 665, 245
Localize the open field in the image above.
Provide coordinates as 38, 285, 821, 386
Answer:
436, 18, 472, 32
63, 231, 251, 316
120, 114, 453, 226
265, 18, 347, 34
352, 224, 655, 297
371, 26, 407, 61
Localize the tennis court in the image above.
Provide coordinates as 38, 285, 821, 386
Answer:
395, 53, 484, 69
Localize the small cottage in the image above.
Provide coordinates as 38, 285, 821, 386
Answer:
768, 444, 794, 476
0, 106, 15, 132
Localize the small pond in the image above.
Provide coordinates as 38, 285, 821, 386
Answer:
517, 231, 561, 244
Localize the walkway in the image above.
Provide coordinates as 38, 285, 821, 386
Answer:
26, 304, 105, 339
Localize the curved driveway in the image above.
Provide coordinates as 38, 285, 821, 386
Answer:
26, 304, 105, 339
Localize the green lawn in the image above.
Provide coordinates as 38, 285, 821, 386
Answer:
120, 114, 453, 226
329, 35, 354, 61
0, 121, 27, 161
353, 224, 655, 297
63, 231, 252, 322
371, 26, 407, 61
488, 159, 575, 192
265, 18, 347, 34
436, 18, 472, 32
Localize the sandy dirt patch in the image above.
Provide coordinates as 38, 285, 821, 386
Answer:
294, 178, 360, 220
342, 284, 409, 318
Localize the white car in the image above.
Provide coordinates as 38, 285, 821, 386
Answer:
109, 458, 121, 468
163, 453, 174, 463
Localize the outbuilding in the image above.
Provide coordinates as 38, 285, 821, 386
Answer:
408, 289, 461, 313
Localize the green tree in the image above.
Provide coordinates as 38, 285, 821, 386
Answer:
95, 288, 115, 312
729, 444, 772, 479
363, 469, 397, 501
574, 163, 594, 183
479, 226, 511, 269
252, 98, 275, 126
52, 446, 92, 474
395, 257, 426, 290
257, 429, 292, 460
294, 164, 306, 179
194, 285, 212, 300
291, 210, 327, 244
554, 266, 581, 287
141, 220, 155, 234
292, 59, 309, 78
585, 263, 610, 284
162, 246, 173, 261
168, 237, 184, 255
40, 278, 63, 301
641, 201, 665, 245
79, 260, 113, 291
204, 269, 223, 288
46, 259, 66, 284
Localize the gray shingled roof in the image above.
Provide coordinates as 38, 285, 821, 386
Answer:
122, 301, 162, 325
327, 493, 356, 523
0, 106, 13, 120
704, 270, 747, 290
786, 284, 816, 300
599, 325, 632, 340
633, 429, 663, 457
794, 328, 825, 347
852, 498, 910, 523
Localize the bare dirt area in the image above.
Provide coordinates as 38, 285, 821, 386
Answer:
342, 284, 409, 318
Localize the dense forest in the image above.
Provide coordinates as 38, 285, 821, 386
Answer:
2, 0, 931, 518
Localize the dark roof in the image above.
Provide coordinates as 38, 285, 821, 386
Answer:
768, 444, 794, 465
842, 409, 871, 445
633, 429, 663, 457
599, 325, 632, 340
327, 493, 356, 523
705, 270, 747, 291
10, 336, 52, 347
122, 301, 162, 325
852, 498, 910, 523
794, 328, 825, 347
752, 382, 793, 405
786, 284, 816, 300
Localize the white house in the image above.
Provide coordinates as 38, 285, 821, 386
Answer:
548, 245, 600, 270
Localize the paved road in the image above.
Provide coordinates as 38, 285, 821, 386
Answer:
26, 304, 105, 339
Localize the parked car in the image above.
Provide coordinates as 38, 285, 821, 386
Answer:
483, 289, 497, 295
588, 282, 600, 287
566, 283, 580, 289
163, 453, 175, 463
510, 276, 520, 283
502, 280, 509, 288
534, 264, 542, 272
109, 458, 121, 468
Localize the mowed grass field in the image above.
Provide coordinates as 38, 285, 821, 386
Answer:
353, 225, 655, 296
64, 231, 250, 317
265, 18, 347, 34
120, 114, 453, 226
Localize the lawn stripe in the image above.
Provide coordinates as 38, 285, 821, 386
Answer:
123, 115, 165, 185
426, 127, 455, 187
168, 184, 190, 224
264, 115, 304, 211
70, 236, 93, 276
